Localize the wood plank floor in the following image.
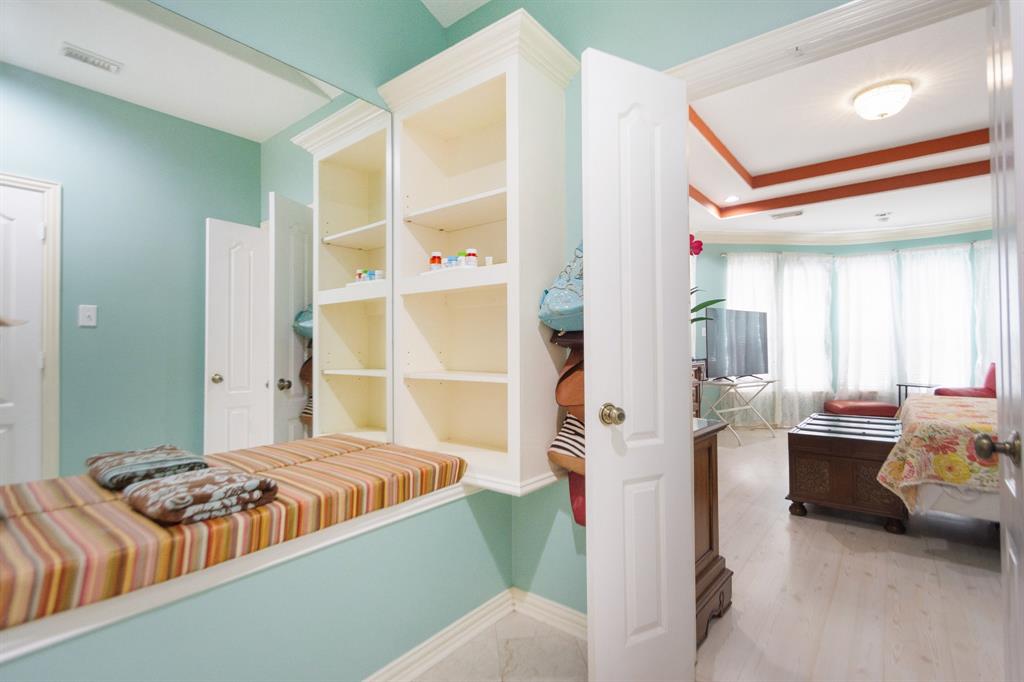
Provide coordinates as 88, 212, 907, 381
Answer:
697, 428, 1003, 682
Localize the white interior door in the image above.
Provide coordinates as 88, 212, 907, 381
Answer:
269, 192, 313, 443
582, 48, 695, 681
0, 185, 44, 484
204, 218, 270, 454
990, 3, 1024, 680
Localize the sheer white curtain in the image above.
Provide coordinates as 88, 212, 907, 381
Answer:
724, 252, 832, 426
835, 252, 899, 403
972, 240, 999, 384
899, 244, 973, 386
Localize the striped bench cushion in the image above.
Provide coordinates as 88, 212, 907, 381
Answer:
0, 437, 465, 629
0, 475, 119, 519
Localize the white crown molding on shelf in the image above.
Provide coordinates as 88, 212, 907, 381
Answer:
365, 588, 586, 682
378, 9, 579, 112
0, 483, 480, 665
696, 216, 992, 246
666, 0, 988, 101
290, 99, 388, 159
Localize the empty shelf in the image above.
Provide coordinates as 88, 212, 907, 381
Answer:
322, 368, 386, 378
399, 263, 508, 295
317, 279, 386, 304
322, 220, 387, 250
405, 188, 507, 231
340, 428, 388, 443
404, 370, 508, 384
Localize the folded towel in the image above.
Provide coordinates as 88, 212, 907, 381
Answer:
87, 445, 208, 490
124, 468, 278, 525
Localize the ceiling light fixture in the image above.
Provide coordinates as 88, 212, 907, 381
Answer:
724, 195, 740, 204
853, 80, 913, 120
61, 43, 122, 74
771, 210, 803, 220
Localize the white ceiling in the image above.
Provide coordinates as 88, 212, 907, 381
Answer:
689, 9, 991, 238
420, 0, 490, 28
0, 0, 346, 142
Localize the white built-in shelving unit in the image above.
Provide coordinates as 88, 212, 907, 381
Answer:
292, 100, 392, 443
380, 10, 579, 495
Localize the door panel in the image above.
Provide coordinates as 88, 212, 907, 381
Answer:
204, 218, 270, 454
582, 48, 694, 681
269, 193, 313, 443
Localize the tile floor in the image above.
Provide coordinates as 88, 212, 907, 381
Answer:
417, 428, 1003, 682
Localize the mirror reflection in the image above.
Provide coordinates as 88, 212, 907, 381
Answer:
0, 0, 385, 483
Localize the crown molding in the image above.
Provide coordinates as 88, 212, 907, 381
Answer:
695, 216, 992, 246
290, 99, 388, 159
378, 9, 579, 112
666, 0, 988, 101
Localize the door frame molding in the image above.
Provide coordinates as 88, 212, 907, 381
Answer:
0, 172, 61, 478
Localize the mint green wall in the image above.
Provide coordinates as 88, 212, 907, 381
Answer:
0, 63, 260, 474
0, 492, 516, 682
260, 94, 357, 219
153, 0, 447, 108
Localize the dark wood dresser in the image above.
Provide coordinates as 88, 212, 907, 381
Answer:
693, 418, 732, 644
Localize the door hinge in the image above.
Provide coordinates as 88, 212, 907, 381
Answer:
39, 351, 45, 370
39, 222, 46, 241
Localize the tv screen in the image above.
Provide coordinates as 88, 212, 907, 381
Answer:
706, 309, 768, 379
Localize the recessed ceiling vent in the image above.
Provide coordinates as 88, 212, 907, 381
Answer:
771, 210, 804, 220
61, 43, 122, 74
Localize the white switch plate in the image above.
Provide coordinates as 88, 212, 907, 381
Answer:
78, 304, 97, 327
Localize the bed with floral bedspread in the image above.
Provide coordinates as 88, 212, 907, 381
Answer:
877, 395, 999, 512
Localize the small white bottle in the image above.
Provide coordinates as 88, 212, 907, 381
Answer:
466, 248, 478, 267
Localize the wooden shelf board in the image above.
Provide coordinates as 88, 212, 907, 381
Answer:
317, 280, 386, 305
399, 262, 508, 295
322, 220, 386, 250
404, 370, 508, 384
405, 188, 507, 231
322, 368, 386, 378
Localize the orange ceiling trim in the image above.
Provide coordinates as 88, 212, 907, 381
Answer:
750, 128, 991, 188
688, 105, 990, 191
688, 185, 721, 219
688, 107, 754, 186
716, 160, 990, 219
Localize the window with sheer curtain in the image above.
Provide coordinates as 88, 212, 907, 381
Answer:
721, 241, 994, 426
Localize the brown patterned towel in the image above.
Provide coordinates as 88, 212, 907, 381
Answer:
123, 468, 278, 525
87, 445, 207, 490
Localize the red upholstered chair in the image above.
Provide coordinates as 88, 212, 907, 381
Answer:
824, 400, 899, 418
934, 363, 997, 398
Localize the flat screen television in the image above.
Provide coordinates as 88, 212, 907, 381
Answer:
705, 308, 768, 379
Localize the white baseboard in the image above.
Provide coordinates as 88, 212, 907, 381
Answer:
365, 588, 586, 681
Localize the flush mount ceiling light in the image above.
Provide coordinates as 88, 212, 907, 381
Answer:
61, 42, 122, 74
771, 209, 803, 220
853, 80, 913, 120
724, 195, 740, 204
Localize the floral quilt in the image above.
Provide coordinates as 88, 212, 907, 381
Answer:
877, 395, 999, 511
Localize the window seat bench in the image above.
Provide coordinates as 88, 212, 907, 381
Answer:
0, 435, 466, 630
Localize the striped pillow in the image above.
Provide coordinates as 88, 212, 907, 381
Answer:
549, 413, 586, 458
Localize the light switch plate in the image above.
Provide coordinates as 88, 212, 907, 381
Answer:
78, 304, 97, 327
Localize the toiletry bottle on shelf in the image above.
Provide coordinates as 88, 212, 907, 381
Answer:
466, 248, 478, 267
430, 251, 442, 271
457, 250, 467, 267
356, 269, 364, 281
484, 256, 494, 266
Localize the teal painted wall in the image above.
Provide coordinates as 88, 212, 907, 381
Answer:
0, 491, 517, 682
0, 63, 260, 474
153, 0, 447, 108
260, 94, 358, 219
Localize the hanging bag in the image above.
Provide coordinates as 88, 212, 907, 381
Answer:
538, 242, 583, 332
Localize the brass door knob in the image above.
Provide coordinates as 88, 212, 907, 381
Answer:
600, 402, 626, 425
277, 378, 293, 391
210, 373, 223, 384
975, 431, 1022, 466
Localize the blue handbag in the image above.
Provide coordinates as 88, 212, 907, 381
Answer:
538, 242, 583, 332
292, 304, 313, 339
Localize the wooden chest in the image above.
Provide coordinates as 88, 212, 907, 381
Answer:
787, 413, 908, 533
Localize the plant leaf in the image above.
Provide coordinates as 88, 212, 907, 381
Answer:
690, 316, 712, 324
690, 299, 725, 314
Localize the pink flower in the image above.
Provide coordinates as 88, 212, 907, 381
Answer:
690, 234, 703, 256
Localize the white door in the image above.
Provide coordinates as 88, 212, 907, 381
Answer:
204, 218, 271, 454
0, 185, 44, 484
269, 193, 313, 443
582, 48, 695, 681
990, 3, 1024, 680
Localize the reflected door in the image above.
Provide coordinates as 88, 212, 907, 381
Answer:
204, 218, 270, 453
582, 48, 695, 680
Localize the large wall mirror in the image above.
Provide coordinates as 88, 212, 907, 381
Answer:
0, 0, 389, 482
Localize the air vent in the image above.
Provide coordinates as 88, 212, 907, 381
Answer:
875, 211, 893, 222
61, 43, 122, 74
770, 210, 803, 220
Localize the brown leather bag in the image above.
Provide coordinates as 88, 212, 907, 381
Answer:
556, 347, 585, 421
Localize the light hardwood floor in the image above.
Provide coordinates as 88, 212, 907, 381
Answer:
418, 428, 1003, 682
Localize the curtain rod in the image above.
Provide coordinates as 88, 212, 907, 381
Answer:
718, 239, 985, 258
